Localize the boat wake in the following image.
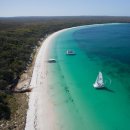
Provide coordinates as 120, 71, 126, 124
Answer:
104, 77, 112, 87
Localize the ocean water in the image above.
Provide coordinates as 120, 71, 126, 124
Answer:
46, 23, 130, 130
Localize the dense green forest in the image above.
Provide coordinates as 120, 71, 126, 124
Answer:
0, 16, 130, 120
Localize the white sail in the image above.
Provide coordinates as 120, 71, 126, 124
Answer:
93, 72, 104, 88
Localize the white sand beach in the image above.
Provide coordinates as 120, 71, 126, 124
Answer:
25, 29, 68, 130
24, 25, 82, 130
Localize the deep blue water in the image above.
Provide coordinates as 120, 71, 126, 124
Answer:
74, 23, 130, 65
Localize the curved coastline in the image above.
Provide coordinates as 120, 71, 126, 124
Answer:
25, 23, 125, 130
24, 27, 75, 130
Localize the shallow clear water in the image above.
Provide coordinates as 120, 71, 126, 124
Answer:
46, 23, 130, 130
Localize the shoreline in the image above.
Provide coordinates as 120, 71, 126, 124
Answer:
25, 29, 69, 130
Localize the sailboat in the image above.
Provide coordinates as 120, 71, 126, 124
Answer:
93, 72, 104, 88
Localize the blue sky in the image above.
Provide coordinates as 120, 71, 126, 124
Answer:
0, 0, 130, 17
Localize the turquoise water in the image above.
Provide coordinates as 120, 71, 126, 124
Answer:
46, 23, 130, 130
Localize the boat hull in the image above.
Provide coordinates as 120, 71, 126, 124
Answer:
93, 83, 104, 89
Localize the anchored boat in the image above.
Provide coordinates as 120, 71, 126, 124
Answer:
93, 72, 104, 88
48, 59, 56, 63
